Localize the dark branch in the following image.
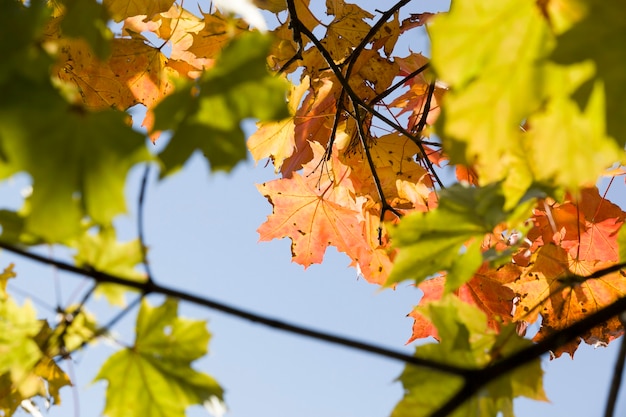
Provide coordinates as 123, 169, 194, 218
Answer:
430, 270, 626, 417
138, 164, 155, 284
0, 240, 463, 376
604, 312, 626, 417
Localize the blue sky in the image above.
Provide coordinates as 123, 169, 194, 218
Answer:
2, 1, 626, 416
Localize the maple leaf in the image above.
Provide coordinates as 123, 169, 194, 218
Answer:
429, 0, 552, 204
394, 296, 546, 417
104, 0, 175, 22
52, 35, 173, 133
0, 297, 54, 414
388, 183, 533, 291
0, 75, 151, 242
347, 48, 399, 100
525, 67, 623, 192
551, 0, 626, 145
389, 53, 443, 127
343, 132, 430, 207
57, 0, 112, 59
507, 244, 626, 357
408, 264, 518, 343
279, 77, 337, 176
252, 0, 288, 13
95, 299, 223, 417
0, 0, 52, 84
248, 76, 311, 172
528, 188, 626, 263
72, 228, 147, 306
151, 6, 208, 74
257, 143, 364, 267
322, 0, 374, 60
188, 10, 249, 61
154, 32, 289, 175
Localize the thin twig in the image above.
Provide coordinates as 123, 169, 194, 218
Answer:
138, 164, 155, 283
292, 21, 445, 188
344, 0, 411, 81
353, 104, 402, 241
604, 312, 626, 417
371, 63, 430, 104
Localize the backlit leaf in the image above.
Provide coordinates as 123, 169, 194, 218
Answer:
507, 244, 626, 357
394, 296, 545, 417
388, 183, 532, 291
95, 299, 223, 417
72, 228, 147, 306
154, 32, 289, 175
104, 0, 175, 22
0, 76, 151, 242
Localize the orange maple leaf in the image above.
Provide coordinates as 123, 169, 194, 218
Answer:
279, 78, 337, 176
257, 142, 363, 267
408, 264, 518, 343
529, 187, 626, 263
507, 244, 626, 357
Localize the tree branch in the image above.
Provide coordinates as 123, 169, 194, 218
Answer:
0, 240, 463, 376
291, 21, 444, 188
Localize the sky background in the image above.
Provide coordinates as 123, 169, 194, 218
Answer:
2, 1, 626, 417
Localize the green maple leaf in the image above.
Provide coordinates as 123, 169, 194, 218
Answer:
153, 31, 289, 175
429, 0, 552, 205
72, 228, 147, 306
0, 298, 44, 395
392, 296, 546, 417
525, 66, 622, 190
551, 0, 626, 146
95, 299, 223, 417
387, 183, 534, 291
0, 0, 51, 84
0, 76, 151, 243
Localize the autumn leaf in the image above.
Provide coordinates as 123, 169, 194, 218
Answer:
279, 77, 337, 176
188, 10, 249, 61
95, 299, 223, 417
507, 244, 626, 357
248, 76, 311, 172
389, 52, 442, 127
57, 0, 112, 59
323, 0, 374, 60
528, 188, 626, 263
0, 297, 48, 414
104, 0, 175, 22
257, 143, 364, 267
408, 264, 518, 343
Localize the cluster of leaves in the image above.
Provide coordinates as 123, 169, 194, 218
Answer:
0, 0, 625, 416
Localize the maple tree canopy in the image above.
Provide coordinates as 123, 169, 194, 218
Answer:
0, 0, 625, 416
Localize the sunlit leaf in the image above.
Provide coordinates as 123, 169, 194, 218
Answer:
95, 299, 223, 417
